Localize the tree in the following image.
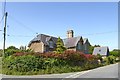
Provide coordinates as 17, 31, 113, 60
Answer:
89, 44, 101, 54
7, 46, 18, 50
94, 45, 100, 47
110, 50, 120, 57
89, 45, 94, 54
55, 37, 66, 54
4, 46, 19, 57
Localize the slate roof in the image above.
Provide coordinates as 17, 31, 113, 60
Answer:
28, 34, 90, 49
93, 46, 109, 56
83, 38, 88, 44
28, 34, 58, 47
83, 38, 90, 45
63, 36, 82, 48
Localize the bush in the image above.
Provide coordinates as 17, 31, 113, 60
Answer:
4, 49, 20, 57
3, 55, 44, 72
2, 50, 100, 75
0, 50, 2, 57
104, 55, 116, 65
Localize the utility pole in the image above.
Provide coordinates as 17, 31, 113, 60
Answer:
3, 12, 8, 56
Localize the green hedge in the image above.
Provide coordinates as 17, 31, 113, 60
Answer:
2, 51, 100, 75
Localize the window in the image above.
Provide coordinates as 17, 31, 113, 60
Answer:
99, 49, 101, 52
49, 41, 54, 48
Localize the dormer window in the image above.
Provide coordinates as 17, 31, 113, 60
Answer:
49, 41, 54, 48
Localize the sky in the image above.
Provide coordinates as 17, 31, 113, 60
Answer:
0, 2, 118, 51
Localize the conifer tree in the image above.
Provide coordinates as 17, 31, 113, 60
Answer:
56, 37, 66, 54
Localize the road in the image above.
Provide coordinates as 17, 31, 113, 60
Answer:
1, 63, 119, 80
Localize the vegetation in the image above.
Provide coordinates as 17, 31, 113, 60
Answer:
103, 55, 116, 65
55, 37, 66, 54
0, 50, 2, 57
2, 45, 119, 75
110, 50, 120, 57
89, 45, 100, 54
109, 49, 120, 62
97, 54, 103, 63
4, 46, 33, 58
2, 50, 100, 75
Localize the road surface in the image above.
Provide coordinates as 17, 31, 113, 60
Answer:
1, 63, 119, 80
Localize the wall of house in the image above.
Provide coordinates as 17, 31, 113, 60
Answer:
29, 42, 44, 53
76, 41, 84, 51
84, 43, 89, 54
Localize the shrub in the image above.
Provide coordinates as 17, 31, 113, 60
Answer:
3, 55, 44, 72
0, 50, 2, 57
96, 54, 103, 63
2, 50, 100, 75
4, 49, 20, 57
110, 51, 118, 57
104, 55, 116, 65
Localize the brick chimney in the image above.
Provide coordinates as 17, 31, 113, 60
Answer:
67, 30, 74, 38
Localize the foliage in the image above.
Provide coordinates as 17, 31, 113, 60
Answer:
103, 55, 116, 65
89, 45, 101, 54
94, 45, 100, 47
110, 50, 120, 57
89, 45, 94, 54
55, 37, 66, 54
4, 49, 20, 58
4, 45, 33, 58
7, 46, 18, 50
2, 50, 100, 75
2, 55, 44, 72
97, 54, 103, 62
0, 50, 2, 57
110, 50, 120, 62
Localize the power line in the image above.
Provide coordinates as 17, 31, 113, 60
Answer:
7, 34, 35, 37
9, 15, 38, 35
0, 15, 4, 26
6, 30, 118, 38
80, 31, 118, 36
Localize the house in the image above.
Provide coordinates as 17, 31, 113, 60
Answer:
28, 34, 58, 53
93, 46, 110, 57
28, 30, 90, 54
